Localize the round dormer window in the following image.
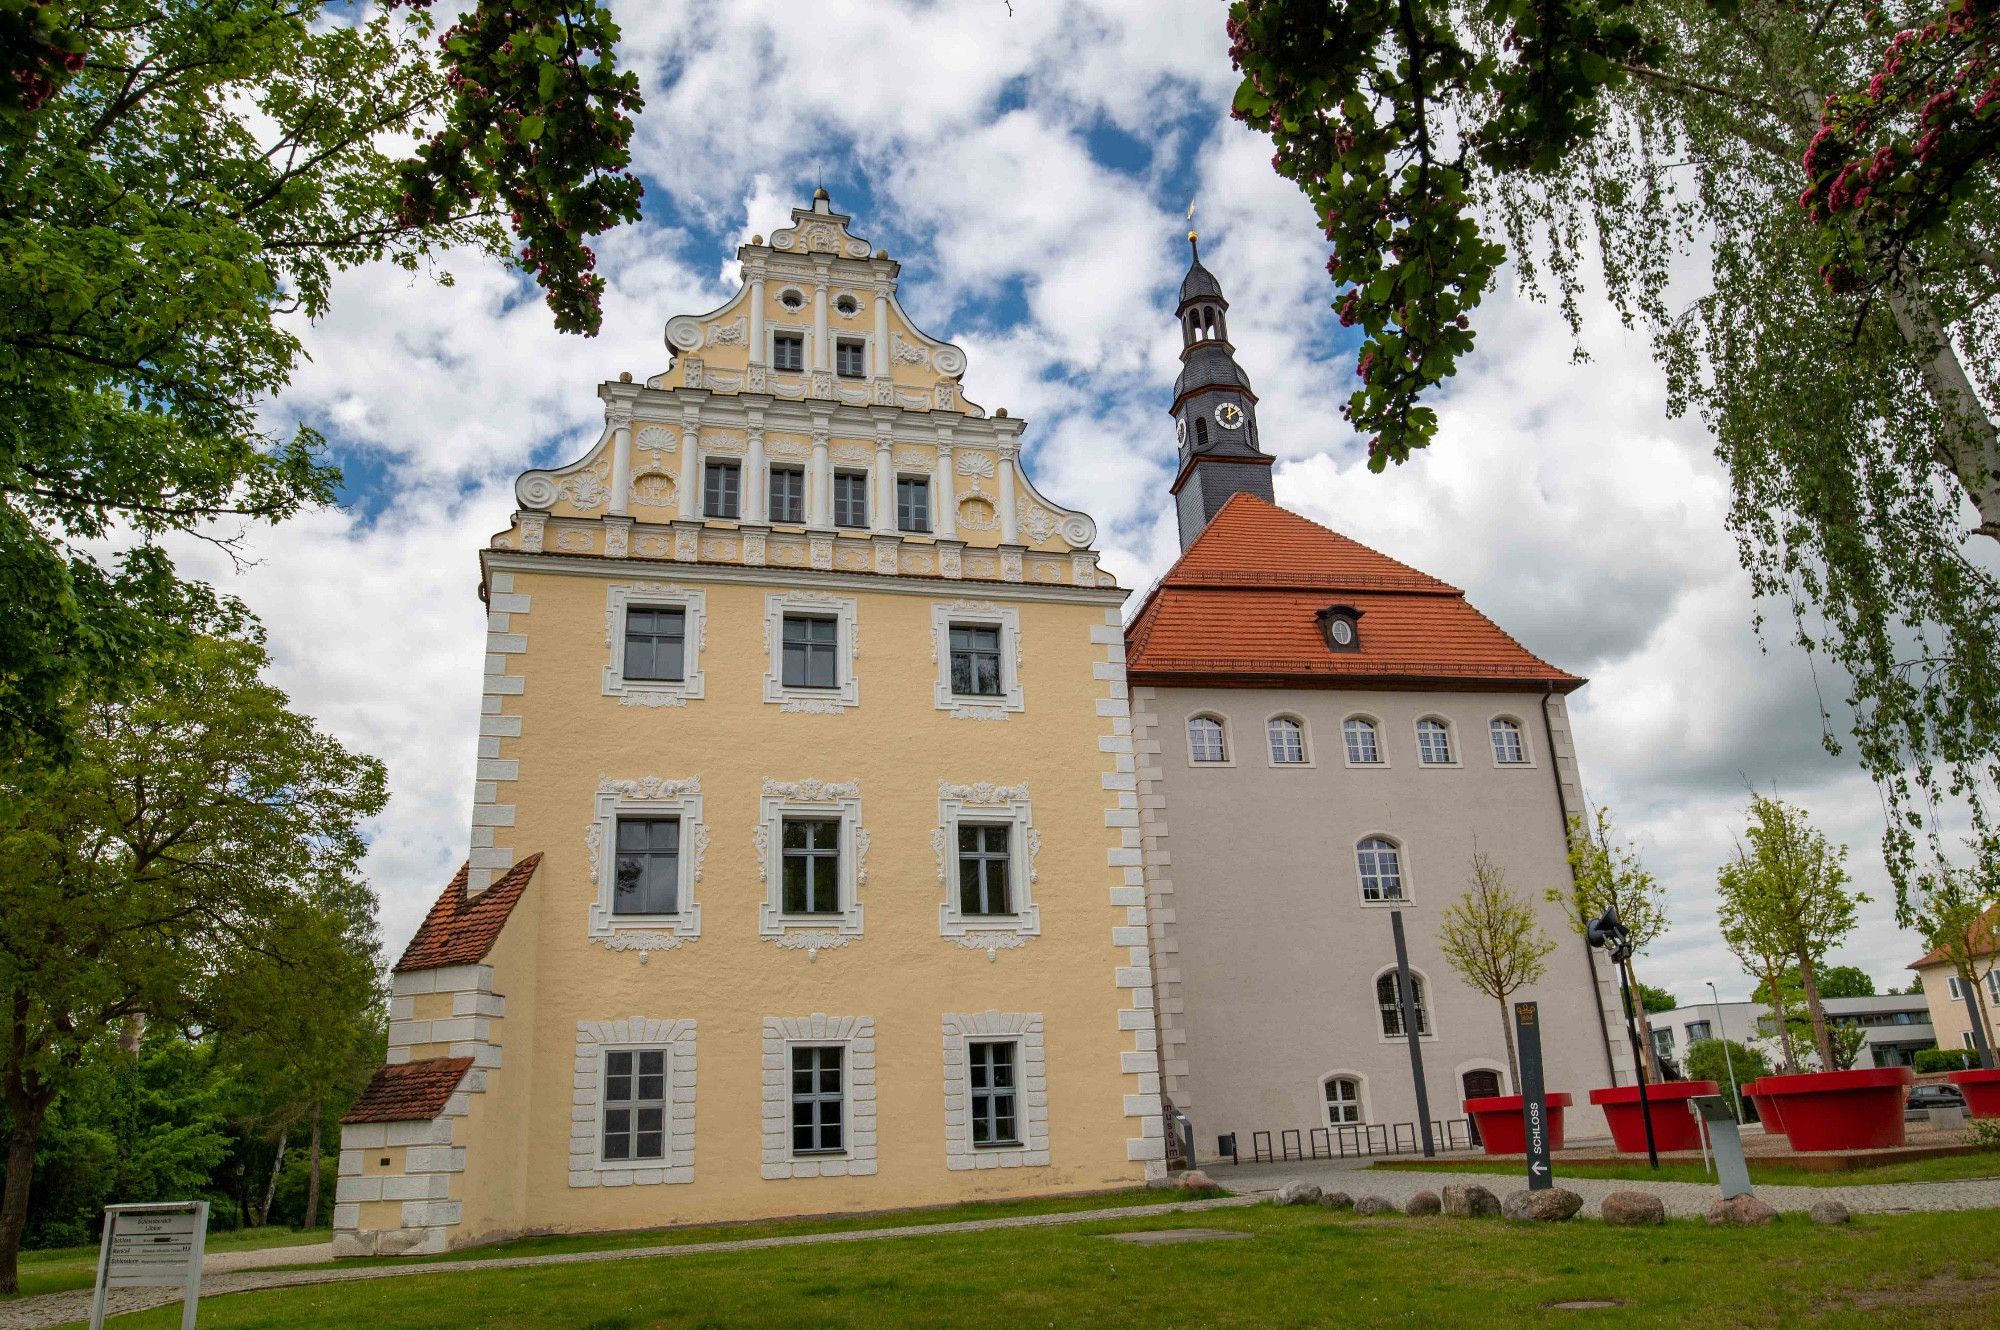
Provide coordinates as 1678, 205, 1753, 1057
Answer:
1315, 604, 1363, 653
779, 288, 805, 310
834, 294, 859, 317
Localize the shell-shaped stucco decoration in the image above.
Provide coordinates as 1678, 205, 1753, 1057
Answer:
636, 424, 678, 450
932, 345, 967, 377
517, 473, 559, 510
665, 316, 705, 352
1059, 513, 1097, 547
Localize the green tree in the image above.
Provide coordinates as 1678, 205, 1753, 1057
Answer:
1636, 984, 1680, 1013
1716, 793, 1866, 1075
1436, 852, 1558, 1092
1226, 2, 2000, 906
1908, 862, 1999, 1069
1685, 1037, 1772, 1115
0, 636, 386, 1292
1556, 807, 1672, 1076
1751, 964, 1876, 1003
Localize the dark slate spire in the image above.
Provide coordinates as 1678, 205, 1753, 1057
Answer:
1169, 234, 1273, 550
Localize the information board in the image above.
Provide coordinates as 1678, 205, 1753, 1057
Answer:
90, 1201, 207, 1330
1513, 1001, 1553, 1191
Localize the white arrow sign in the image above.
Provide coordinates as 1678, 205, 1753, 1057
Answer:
1531, 1161, 1548, 1176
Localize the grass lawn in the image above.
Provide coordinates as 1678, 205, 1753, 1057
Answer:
75, 1205, 2000, 1329
7, 1227, 329, 1301
1371, 1152, 2000, 1188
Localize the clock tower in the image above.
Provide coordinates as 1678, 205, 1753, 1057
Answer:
1169, 235, 1274, 549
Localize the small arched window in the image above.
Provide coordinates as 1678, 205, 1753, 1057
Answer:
1267, 717, 1306, 764
1324, 1076, 1363, 1126
1356, 836, 1404, 901
1194, 416, 1209, 449
1187, 715, 1227, 763
1490, 718, 1526, 764
1343, 717, 1380, 764
1377, 971, 1430, 1038
1416, 718, 1454, 765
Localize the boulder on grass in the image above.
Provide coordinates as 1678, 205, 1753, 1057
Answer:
1319, 1190, 1354, 1210
1502, 1188, 1584, 1222
1706, 1194, 1778, 1227
1403, 1190, 1442, 1217
1274, 1180, 1323, 1207
1353, 1195, 1396, 1216
1176, 1170, 1222, 1195
1599, 1191, 1666, 1226
1440, 1184, 1501, 1219
1809, 1200, 1851, 1226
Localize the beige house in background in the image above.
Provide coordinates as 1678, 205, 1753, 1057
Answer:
1908, 906, 1999, 1059
1126, 247, 1632, 1161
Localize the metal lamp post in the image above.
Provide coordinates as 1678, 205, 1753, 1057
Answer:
1390, 910, 1437, 1158
1587, 905, 1659, 1168
1706, 980, 1743, 1120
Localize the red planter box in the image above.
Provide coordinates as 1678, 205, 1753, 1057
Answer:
1740, 1067, 1913, 1151
1947, 1067, 2000, 1119
1588, 1081, 1719, 1153
1462, 1093, 1571, 1155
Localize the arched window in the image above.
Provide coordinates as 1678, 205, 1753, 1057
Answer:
1416, 718, 1454, 765
1377, 971, 1430, 1037
1324, 1076, 1363, 1126
1187, 715, 1227, 763
1490, 718, 1526, 764
1267, 717, 1306, 764
1343, 717, 1381, 764
1356, 836, 1404, 901
1194, 416, 1209, 449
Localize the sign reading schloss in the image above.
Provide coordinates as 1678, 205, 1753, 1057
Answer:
91, 1201, 208, 1330
1513, 1001, 1553, 1191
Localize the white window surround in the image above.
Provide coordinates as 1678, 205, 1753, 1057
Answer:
761, 1015, 878, 1179
602, 583, 706, 707
1373, 965, 1437, 1043
1319, 1071, 1371, 1127
585, 777, 706, 951
764, 590, 860, 713
929, 601, 1024, 720
569, 1018, 696, 1188
756, 779, 868, 952
1948, 976, 1965, 1000
1415, 716, 1460, 767
1342, 714, 1388, 767
1185, 713, 1233, 766
932, 782, 1042, 953
1264, 713, 1313, 767
1453, 1059, 1513, 1100
942, 1012, 1049, 1169
1355, 832, 1413, 907
765, 321, 812, 370
1488, 715, 1535, 767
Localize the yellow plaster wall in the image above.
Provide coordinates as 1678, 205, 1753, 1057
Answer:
453, 874, 543, 1240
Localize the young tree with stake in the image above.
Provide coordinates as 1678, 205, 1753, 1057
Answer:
1556, 808, 1672, 1076
1438, 853, 1558, 1092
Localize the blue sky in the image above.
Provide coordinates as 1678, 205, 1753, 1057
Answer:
174, 0, 1932, 1006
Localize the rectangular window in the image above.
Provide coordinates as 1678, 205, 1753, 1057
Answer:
835, 338, 867, 378
1651, 1027, 1674, 1055
958, 824, 1012, 916
1949, 976, 1965, 1000
781, 615, 838, 688
702, 461, 740, 519
602, 1049, 666, 1162
772, 332, 804, 372
832, 471, 868, 528
1685, 1020, 1712, 1043
949, 624, 1002, 696
781, 817, 840, 914
1989, 972, 2000, 1003
623, 607, 685, 682
897, 476, 930, 533
791, 1045, 844, 1153
769, 466, 805, 524
968, 1041, 1019, 1146
612, 817, 680, 915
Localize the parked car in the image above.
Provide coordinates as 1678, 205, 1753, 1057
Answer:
1907, 1084, 1966, 1112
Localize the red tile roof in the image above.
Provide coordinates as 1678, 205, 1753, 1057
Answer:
1909, 904, 2000, 969
1125, 493, 1583, 691
342, 1057, 475, 1124
393, 854, 541, 973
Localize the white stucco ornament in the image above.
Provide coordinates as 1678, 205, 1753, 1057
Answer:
666, 315, 704, 351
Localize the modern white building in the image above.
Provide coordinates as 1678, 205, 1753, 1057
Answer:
1649, 994, 1935, 1074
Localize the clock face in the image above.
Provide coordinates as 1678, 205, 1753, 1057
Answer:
1176, 416, 1187, 446
1330, 618, 1354, 645
1214, 402, 1244, 430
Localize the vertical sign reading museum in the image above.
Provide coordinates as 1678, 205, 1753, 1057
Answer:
1514, 1001, 1552, 1191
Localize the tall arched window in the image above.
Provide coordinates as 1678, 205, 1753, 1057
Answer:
1356, 837, 1404, 901
1187, 715, 1227, 763
1324, 1076, 1363, 1126
1377, 971, 1430, 1037
1489, 718, 1526, 764
1342, 717, 1381, 764
1267, 717, 1306, 764
1416, 718, 1454, 765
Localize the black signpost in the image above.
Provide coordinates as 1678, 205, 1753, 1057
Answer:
1390, 911, 1436, 1158
1514, 1001, 1553, 1190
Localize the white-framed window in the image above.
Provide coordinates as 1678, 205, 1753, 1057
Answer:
569, 1017, 696, 1188
757, 779, 867, 947
897, 476, 931, 533
1949, 976, 1965, 1000
835, 337, 868, 378
1989, 971, 2000, 1003
1324, 1075, 1365, 1126
1966, 1031, 1977, 1050
602, 583, 706, 707
770, 327, 807, 371
702, 460, 740, 519
929, 601, 1024, 720
1416, 717, 1456, 765
1266, 715, 1309, 765
1489, 717, 1529, 765
1685, 1020, 1713, 1042
763, 591, 859, 712
761, 1015, 878, 1178
769, 465, 807, 524
942, 1012, 1049, 1169
1376, 969, 1432, 1039
1187, 714, 1229, 764
1342, 716, 1383, 765
934, 781, 1041, 950
1356, 835, 1407, 903
832, 470, 868, 527
586, 776, 706, 949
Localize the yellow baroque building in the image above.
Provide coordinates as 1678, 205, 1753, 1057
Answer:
332, 191, 1162, 1257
